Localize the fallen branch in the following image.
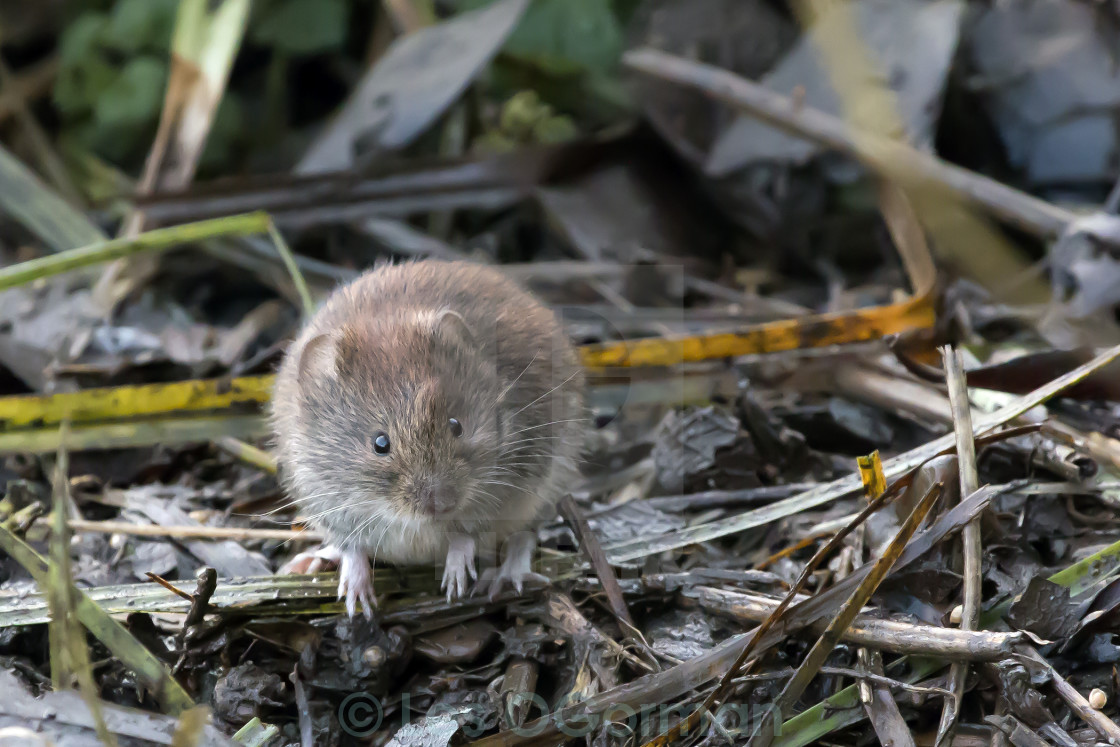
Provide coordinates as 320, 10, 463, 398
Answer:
691, 587, 1023, 661
67, 520, 317, 543
935, 347, 983, 747
622, 48, 1073, 240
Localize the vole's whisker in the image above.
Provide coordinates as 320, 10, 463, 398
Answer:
509, 370, 581, 417
250, 492, 357, 523
252, 503, 301, 518
469, 488, 497, 503
298, 503, 364, 523
499, 349, 541, 401
469, 490, 502, 511
292, 489, 350, 504
496, 448, 551, 459
505, 418, 589, 438
480, 479, 534, 495
483, 461, 538, 471
501, 435, 563, 448
339, 505, 390, 550
499, 446, 550, 457
370, 506, 401, 567
503, 433, 563, 441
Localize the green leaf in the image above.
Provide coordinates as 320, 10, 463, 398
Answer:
464, 0, 623, 75
495, 90, 578, 144
93, 56, 168, 130
102, 0, 178, 54
57, 12, 110, 64
53, 55, 118, 118
252, 0, 348, 56
533, 113, 578, 143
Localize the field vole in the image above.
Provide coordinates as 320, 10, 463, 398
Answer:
272, 260, 586, 617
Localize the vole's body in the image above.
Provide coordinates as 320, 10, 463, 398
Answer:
271, 260, 585, 616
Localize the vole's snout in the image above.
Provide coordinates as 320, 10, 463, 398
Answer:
414, 479, 459, 517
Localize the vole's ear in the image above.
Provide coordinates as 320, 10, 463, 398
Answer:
424, 308, 476, 347
295, 332, 339, 383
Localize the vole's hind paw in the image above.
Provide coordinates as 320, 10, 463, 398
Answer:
441, 534, 477, 602
338, 550, 377, 619
478, 566, 549, 600
474, 531, 548, 600
279, 545, 342, 575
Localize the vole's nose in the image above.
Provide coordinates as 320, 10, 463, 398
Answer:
417, 481, 458, 516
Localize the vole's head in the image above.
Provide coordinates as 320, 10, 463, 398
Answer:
288, 308, 505, 534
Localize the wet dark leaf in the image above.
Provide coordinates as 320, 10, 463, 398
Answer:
1007, 577, 1082, 641
414, 620, 498, 665
650, 405, 740, 492
386, 714, 460, 747
647, 610, 713, 661
996, 659, 1053, 729
1086, 634, 1120, 664
781, 398, 894, 456
985, 714, 1051, 747
211, 662, 287, 724
586, 501, 685, 545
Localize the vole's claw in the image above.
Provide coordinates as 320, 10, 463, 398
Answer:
516, 571, 550, 595
338, 550, 376, 619
442, 534, 477, 602
477, 566, 548, 600
476, 531, 548, 600
441, 567, 463, 602
441, 563, 464, 602
279, 544, 342, 575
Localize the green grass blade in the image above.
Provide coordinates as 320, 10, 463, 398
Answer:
0, 144, 105, 252
0, 212, 271, 291
0, 519, 195, 713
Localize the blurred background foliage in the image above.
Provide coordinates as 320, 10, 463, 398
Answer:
44, 0, 640, 177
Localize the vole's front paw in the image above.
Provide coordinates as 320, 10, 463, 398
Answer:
441, 534, 477, 602
338, 550, 376, 619
279, 545, 342, 575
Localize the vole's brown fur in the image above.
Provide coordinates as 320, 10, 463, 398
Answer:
271, 259, 585, 616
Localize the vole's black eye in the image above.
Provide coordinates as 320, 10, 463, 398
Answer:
373, 431, 391, 455
449, 418, 463, 438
